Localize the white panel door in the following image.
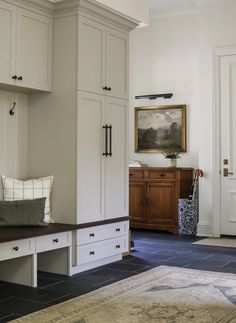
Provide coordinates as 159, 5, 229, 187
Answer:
105, 97, 128, 219
106, 27, 128, 99
0, 1, 16, 85
78, 16, 106, 94
220, 55, 236, 235
16, 8, 52, 91
77, 91, 106, 224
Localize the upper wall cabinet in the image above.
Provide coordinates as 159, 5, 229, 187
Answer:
0, 0, 52, 92
78, 16, 128, 100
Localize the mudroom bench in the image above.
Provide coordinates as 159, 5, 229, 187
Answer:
0, 223, 77, 287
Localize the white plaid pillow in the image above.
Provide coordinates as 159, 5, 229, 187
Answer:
1, 175, 54, 223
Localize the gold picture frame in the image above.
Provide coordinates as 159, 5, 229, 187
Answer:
135, 105, 186, 153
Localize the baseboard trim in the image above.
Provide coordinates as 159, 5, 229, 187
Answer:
71, 254, 122, 275
197, 221, 213, 237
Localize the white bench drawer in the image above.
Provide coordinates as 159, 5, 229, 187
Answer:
36, 231, 72, 253
76, 236, 128, 266
0, 238, 35, 261
77, 221, 129, 246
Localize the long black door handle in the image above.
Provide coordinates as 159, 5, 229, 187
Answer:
103, 125, 108, 157
108, 124, 112, 157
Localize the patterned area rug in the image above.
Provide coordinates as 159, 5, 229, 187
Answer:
193, 238, 236, 248
11, 266, 236, 323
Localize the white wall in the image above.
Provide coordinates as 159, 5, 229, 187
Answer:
94, 0, 149, 25
129, 13, 199, 169
0, 91, 28, 199
198, 0, 236, 235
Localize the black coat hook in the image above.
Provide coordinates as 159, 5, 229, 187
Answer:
9, 102, 16, 116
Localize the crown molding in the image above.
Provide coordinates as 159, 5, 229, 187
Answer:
11, 0, 54, 14
54, 0, 139, 30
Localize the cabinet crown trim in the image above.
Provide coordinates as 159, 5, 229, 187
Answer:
54, 0, 138, 30
8, 0, 54, 15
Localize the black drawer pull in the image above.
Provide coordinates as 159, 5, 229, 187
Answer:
115, 228, 121, 232
13, 246, 19, 251
107, 87, 112, 91
160, 173, 166, 177
53, 238, 59, 243
12, 75, 17, 80
89, 251, 95, 255
103, 86, 108, 90
115, 245, 121, 249
89, 233, 95, 237
17, 76, 23, 81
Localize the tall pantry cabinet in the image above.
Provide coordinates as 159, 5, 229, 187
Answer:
28, 0, 137, 273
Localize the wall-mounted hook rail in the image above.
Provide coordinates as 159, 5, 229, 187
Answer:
9, 102, 16, 116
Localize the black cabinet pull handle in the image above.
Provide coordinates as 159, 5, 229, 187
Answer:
103, 124, 108, 157
116, 228, 121, 232
17, 76, 23, 81
115, 245, 121, 249
89, 251, 95, 255
89, 233, 95, 237
12, 75, 17, 80
108, 124, 112, 157
107, 87, 112, 91
103, 86, 108, 90
13, 246, 19, 251
160, 173, 165, 177
53, 238, 59, 243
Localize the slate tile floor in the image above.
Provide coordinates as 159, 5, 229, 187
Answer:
1, 230, 236, 321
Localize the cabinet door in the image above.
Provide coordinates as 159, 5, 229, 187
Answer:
106, 27, 128, 99
0, 1, 16, 85
129, 182, 147, 224
16, 8, 52, 91
147, 182, 176, 226
77, 91, 106, 224
78, 16, 106, 94
105, 97, 128, 219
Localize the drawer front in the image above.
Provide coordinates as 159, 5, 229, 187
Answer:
149, 171, 175, 180
76, 236, 128, 266
36, 231, 72, 253
77, 221, 129, 246
129, 171, 144, 179
0, 238, 35, 261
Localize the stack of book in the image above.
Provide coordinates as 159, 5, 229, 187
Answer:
129, 160, 147, 168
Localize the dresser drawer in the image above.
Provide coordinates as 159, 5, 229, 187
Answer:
129, 171, 144, 179
76, 221, 129, 246
149, 170, 175, 180
36, 231, 72, 253
0, 238, 35, 261
76, 236, 128, 266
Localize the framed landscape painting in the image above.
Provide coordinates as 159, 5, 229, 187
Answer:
135, 105, 186, 153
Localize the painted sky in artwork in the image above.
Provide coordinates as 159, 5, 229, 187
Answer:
138, 109, 182, 129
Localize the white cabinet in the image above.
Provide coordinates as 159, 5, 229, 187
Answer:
78, 16, 128, 99
77, 91, 128, 224
0, 0, 52, 92
28, 0, 137, 274
0, 1, 16, 86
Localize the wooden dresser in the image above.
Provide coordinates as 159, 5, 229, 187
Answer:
129, 167, 193, 234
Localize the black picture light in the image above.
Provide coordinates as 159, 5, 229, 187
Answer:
135, 93, 173, 100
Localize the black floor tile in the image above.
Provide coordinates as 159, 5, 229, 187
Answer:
0, 297, 47, 316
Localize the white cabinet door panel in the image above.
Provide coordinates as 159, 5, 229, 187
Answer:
106, 28, 128, 99
78, 16, 105, 94
16, 8, 52, 91
105, 97, 128, 219
77, 91, 106, 224
0, 1, 16, 85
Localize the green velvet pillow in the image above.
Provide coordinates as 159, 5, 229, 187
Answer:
0, 198, 48, 226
